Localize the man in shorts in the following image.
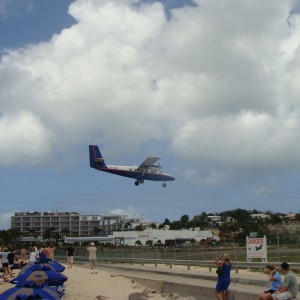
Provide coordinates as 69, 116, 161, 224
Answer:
271, 262, 298, 300
86, 242, 97, 273
66, 245, 75, 269
0, 248, 10, 279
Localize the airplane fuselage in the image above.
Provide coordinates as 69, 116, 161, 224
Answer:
96, 165, 175, 182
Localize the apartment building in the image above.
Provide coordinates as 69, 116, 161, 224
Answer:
11, 211, 133, 237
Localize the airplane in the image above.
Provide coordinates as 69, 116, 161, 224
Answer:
89, 145, 175, 187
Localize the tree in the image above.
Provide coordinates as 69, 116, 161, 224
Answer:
61, 229, 71, 237
145, 240, 153, 246
135, 225, 143, 231
123, 222, 131, 230
163, 218, 171, 226
0, 229, 21, 244
150, 223, 157, 229
93, 227, 102, 236
221, 209, 251, 223
180, 215, 189, 227
29, 228, 38, 238
43, 227, 56, 240
170, 220, 181, 230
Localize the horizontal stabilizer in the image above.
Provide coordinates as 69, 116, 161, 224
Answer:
96, 158, 105, 163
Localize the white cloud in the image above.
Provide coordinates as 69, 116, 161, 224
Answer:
0, 0, 33, 19
0, 211, 14, 229
1, 0, 300, 185
109, 207, 141, 218
247, 186, 280, 197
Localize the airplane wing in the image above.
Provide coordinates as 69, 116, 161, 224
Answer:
139, 156, 160, 167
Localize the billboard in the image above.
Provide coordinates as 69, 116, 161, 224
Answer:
246, 235, 267, 261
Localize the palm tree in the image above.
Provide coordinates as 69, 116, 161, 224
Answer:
43, 227, 55, 240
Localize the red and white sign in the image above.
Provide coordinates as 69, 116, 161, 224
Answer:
246, 236, 267, 261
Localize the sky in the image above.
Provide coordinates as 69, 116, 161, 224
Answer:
1, 0, 300, 229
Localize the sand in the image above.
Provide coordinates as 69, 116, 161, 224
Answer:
3, 263, 295, 299
0, 264, 195, 300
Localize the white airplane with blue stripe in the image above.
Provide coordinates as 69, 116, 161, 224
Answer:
89, 145, 175, 187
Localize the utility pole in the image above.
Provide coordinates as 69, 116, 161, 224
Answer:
271, 229, 281, 262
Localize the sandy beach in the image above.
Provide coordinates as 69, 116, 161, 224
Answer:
2, 263, 299, 299
0, 264, 196, 300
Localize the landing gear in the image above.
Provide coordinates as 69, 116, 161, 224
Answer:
135, 180, 144, 186
162, 182, 167, 187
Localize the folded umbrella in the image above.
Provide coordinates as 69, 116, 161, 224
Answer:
11, 270, 67, 286
0, 284, 61, 300
20, 261, 64, 274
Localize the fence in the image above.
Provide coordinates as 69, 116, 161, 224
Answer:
55, 246, 300, 263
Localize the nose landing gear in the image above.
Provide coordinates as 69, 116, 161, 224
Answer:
162, 182, 166, 187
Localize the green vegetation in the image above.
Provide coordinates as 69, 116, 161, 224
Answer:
1, 209, 300, 247
159, 209, 300, 245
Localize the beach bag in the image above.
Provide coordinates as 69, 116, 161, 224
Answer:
216, 264, 224, 276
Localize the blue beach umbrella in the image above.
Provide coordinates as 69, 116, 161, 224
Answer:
20, 261, 64, 274
36, 259, 65, 272
0, 285, 61, 300
11, 270, 68, 286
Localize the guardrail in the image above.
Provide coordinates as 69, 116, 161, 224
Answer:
55, 255, 300, 272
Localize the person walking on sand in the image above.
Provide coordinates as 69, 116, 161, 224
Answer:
48, 244, 55, 260
29, 247, 37, 264
66, 244, 75, 269
214, 253, 232, 300
0, 247, 10, 278
7, 248, 15, 277
258, 264, 282, 299
40, 244, 51, 260
86, 242, 97, 273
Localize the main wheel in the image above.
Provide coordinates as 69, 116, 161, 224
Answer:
162, 183, 167, 187
139, 179, 144, 184
135, 181, 139, 186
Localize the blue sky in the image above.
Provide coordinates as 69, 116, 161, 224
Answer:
1, 0, 300, 229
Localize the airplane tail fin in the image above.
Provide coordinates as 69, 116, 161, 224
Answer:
89, 145, 108, 169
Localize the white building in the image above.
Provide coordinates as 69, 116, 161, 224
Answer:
251, 214, 271, 220
11, 211, 141, 237
64, 228, 217, 246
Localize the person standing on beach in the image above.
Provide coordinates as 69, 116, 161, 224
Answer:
86, 242, 97, 272
40, 244, 51, 260
7, 248, 15, 277
214, 253, 232, 300
29, 247, 37, 264
0, 248, 10, 277
48, 244, 55, 260
66, 245, 75, 269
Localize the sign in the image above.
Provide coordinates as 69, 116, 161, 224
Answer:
246, 235, 267, 262
249, 232, 257, 238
